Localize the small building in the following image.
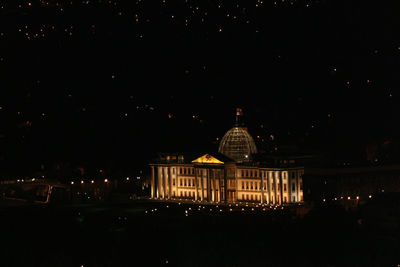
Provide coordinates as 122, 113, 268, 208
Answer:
149, 109, 304, 204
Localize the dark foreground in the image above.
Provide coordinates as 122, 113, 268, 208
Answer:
0, 199, 399, 267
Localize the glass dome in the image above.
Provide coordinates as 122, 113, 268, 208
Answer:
218, 127, 257, 163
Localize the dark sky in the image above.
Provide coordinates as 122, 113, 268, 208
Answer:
1, 0, 400, 177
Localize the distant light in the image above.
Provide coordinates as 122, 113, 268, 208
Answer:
356, 196, 359, 200
91, 180, 94, 184
347, 196, 351, 200
104, 179, 108, 183
369, 195, 372, 199
71, 181, 74, 185
31, 178, 35, 181
81, 180, 84, 184
126, 177, 130, 181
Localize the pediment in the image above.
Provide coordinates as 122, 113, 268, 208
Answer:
192, 154, 224, 164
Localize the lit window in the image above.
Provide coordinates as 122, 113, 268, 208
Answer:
242, 182, 245, 189
284, 184, 287, 192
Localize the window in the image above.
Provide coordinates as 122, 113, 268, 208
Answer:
173, 168, 175, 174
293, 196, 296, 202
180, 168, 182, 175
189, 191, 191, 197
300, 182, 303, 190
184, 179, 187, 187
292, 184, 295, 192
184, 168, 187, 175
184, 191, 187, 197
246, 182, 249, 189
277, 183, 280, 192
246, 170, 249, 177
272, 184, 274, 191
188, 179, 191, 187
301, 196, 303, 201
180, 191, 182, 197
250, 182, 253, 190
242, 182, 245, 189
264, 182, 266, 190
173, 179, 176, 186
173, 191, 175, 197
241, 170, 244, 177
255, 183, 258, 190
284, 197, 287, 203
251, 195, 254, 201
284, 184, 287, 192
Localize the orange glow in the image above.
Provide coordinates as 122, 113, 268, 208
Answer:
192, 154, 224, 164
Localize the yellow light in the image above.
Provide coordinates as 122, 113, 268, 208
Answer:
91, 180, 94, 184
104, 179, 108, 183
192, 154, 224, 164
71, 181, 74, 185
81, 180, 84, 184
347, 196, 350, 200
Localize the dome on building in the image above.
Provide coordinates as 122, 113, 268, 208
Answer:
218, 109, 257, 163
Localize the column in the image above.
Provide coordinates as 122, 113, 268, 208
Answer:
161, 167, 165, 199
296, 171, 299, 202
223, 167, 228, 203
207, 169, 211, 202
280, 172, 284, 204
260, 170, 264, 204
266, 171, 271, 204
272, 171, 277, 204
200, 168, 204, 201
151, 166, 155, 199
212, 169, 216, 202
194, 167, 198, 201
168, 167, 172, 199
157, 167, 161, 199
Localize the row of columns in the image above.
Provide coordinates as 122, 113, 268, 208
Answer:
150, 165, 300, 204
150, 165, 226, 203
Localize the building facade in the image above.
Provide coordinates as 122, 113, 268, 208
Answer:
150, 153, 304, 204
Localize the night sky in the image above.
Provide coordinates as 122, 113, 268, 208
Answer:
1, 0, 400, 178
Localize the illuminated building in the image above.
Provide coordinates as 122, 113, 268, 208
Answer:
149, 109, 304, 204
